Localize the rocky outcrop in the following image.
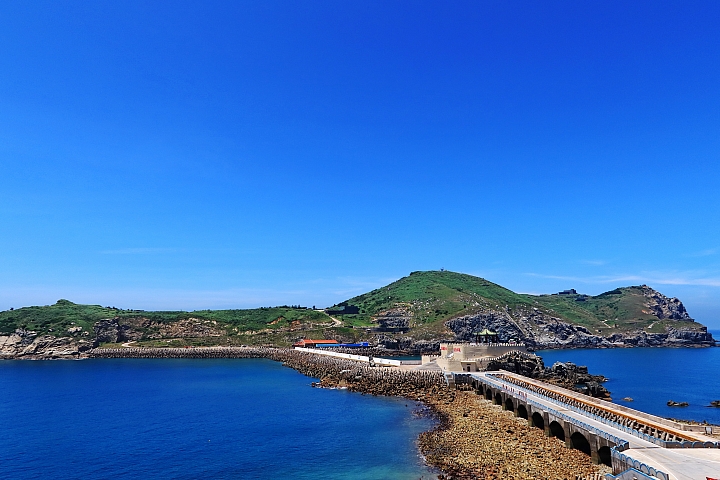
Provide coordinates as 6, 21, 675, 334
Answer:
373, 335, 440, 354
0, 329, 93, 359
148, 318, 224, 338
94, 316, 226, 342
407, 339, 441, 354
443, 308, 714, 350
1, 315, 235, 359
445, 311, 612, 349
484, 352, 610, 399
484, 351, 545, 378
94, 318, 139, 344
541, 362, 610, 400
606, 327, 715, 347
640, 285, 692, 320
367, 281, 712, 351
372, 308, 411, 332
446, 312, 526, 343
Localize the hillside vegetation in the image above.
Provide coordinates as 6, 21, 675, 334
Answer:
0, 299, 332, 340
329, 270, 705, 335
331, 271, 529, 326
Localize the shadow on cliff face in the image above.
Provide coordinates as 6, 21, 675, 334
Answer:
445, 313, 525, 343
93, 318, 139, 344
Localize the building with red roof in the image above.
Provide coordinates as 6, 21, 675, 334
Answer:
293, 339, 339, 348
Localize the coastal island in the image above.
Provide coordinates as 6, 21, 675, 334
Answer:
0, 271, 714, 359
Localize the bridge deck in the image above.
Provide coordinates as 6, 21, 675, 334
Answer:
471, 371, 720, 480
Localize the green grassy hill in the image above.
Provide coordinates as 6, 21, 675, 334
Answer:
0, 299, 336, 346
329, 270, 705, 336
329, 270, 531, 327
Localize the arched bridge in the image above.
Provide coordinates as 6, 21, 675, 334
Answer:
454, 371, 720, 480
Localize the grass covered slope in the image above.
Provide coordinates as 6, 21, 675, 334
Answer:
330, 270, 533, 327
0, 300, 118, 337
528, 286, 695, 334
0, 299, 331, 339
330, 270, 707, 337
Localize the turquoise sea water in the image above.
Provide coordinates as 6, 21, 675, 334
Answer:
0, 358, 438, 480
538, 331, 720, 425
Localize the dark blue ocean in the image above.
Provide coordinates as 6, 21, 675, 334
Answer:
0, 358, 437, 480
538, 330, 720, 426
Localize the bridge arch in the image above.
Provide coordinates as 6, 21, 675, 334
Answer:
504, 397, 514, 412
549, 421, 565, 442
531, 412, 544, 430
597, 446, 612, 467
569, 432, 591, 456
517, 404, 528, 420
494, 392, 502, 405
484, 388, 493, 401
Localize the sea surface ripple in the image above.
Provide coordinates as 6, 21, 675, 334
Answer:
0, 358, 437, 480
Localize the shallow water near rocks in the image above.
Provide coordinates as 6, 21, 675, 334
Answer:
0, 358, 438, 479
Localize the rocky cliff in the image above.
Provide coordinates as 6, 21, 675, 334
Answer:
94, 316, 225, 342
443, 305, 714, 350
0, 316, 234, 359
640, 285, 691, 320
337, 271, 715, 351
0, 329, 94, 359
372, 284, 714, 352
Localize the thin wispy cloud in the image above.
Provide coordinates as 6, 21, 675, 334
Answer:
525, 271, 720, 288
100, 248, 181, 255
686, 247, 719, 257
328, 275, 400, 298
0, 285, 328, 311
580, 260, 606, 266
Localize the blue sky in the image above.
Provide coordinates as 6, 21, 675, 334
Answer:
1, 1, 720, 326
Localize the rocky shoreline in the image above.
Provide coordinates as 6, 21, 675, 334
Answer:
419, 391, 608, 479
86, 346, 606, 479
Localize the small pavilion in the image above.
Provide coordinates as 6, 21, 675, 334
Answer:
474, 329, 499, 344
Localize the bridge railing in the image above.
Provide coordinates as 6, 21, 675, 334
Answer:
472, 374, 627, 447
608, 451, 670, 480
481, 373, 720, 449
602, 467, 658, 480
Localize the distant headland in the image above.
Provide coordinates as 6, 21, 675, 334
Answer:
0, 270, 714, 359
